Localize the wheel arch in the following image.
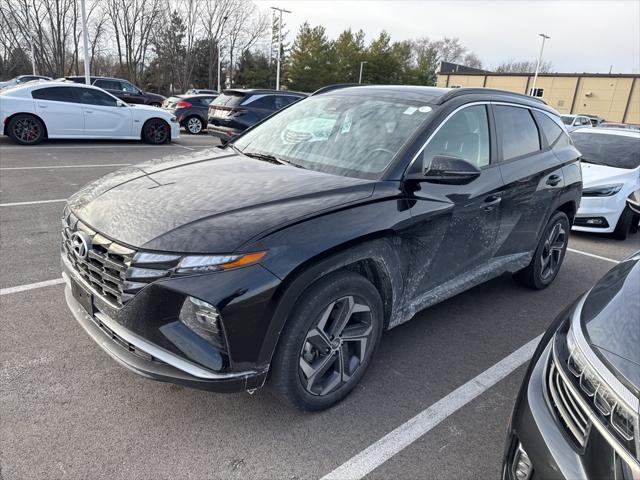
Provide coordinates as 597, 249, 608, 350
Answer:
555, 200, 577, 224
3, 112, 49, 138
258, 234, 403, 367
140, 116, 170, 142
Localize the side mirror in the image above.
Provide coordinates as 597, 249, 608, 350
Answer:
422, 154, 481, 185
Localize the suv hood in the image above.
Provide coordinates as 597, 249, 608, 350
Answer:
580, 255, 640, 393
67, 149, 375, 253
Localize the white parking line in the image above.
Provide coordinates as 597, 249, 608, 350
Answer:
0, 278, 64, 296
567, 248, 620, 264
0, 163, 130, 171
0, 198, 67, 207
321, 335, 542, 480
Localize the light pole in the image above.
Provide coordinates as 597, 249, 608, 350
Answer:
217, 15, 229, 92
530, 33, 550, 97
25, 4, 36, 75
271, 6, 291, 90
358, 61, 368, 84
80, 0, 91, 84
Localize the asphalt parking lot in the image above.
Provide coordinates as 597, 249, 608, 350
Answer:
1, 134, 639, 480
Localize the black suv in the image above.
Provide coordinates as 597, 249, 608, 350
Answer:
62, 86, 582, 410
65, 76, 165, 107
207, 88, 306, 142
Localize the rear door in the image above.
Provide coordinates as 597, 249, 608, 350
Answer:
31, 86, 84, 136
493, 104, 566, 257
76, 88, 132, 137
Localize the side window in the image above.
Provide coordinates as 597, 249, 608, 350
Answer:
532, 110, 563, 146
494, 105, 540, 161
121, 81, 139, 93
94, 79, 119, 90
243, 94, 276, 110
275, 95, 299, 109
76, 88, 119, 107
31, 87, 77, 103
422, 105, 491, 169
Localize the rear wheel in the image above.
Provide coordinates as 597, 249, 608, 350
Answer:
7, 114, 45, 145
185, 116, 203, 134
514, 211, 570, 290
269, 270, 383, 411
612, 207, 634, 240
142, 118, 170, 144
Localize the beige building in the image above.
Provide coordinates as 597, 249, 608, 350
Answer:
436, 72, 640, 124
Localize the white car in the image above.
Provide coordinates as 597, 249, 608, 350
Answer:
571, 127, 640, 239
0, 81, 179, 145
0, 74, 52, 90
561, 114, 593, 132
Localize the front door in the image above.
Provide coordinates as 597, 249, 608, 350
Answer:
402, 104, 506, 302
76, 88, 132, 137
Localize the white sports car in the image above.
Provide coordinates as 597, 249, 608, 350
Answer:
571, 127, 640, 240
0, 81, 179, 145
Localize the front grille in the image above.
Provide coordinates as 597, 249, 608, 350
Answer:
547, 359, 591, 447
62, 209, 148, 307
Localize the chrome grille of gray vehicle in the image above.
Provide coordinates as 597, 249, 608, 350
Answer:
547, 359, 591, 447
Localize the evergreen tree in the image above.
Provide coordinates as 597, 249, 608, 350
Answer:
332, 29, 365, 83
235, 50, 272, 88
285, 22, 334, 92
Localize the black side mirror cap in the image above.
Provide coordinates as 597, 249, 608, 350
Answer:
420, 154, 481, 185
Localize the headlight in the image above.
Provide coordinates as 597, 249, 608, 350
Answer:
179, 296, 225, 350
565, 321, 639, 457
582, 184, 623, 197
175, 251, 266, 274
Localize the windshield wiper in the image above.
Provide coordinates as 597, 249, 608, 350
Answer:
243, 151, 289, 166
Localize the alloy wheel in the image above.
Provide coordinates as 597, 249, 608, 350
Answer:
187, 117, 202, 134
13, 118, 41, 143
299, 295, 373, 396
540, 221, 567, 280
146, 120, 168, 143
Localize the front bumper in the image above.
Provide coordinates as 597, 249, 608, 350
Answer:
572, 195, 625, 233
207, 124, 241, 142
62, 253, 279, 393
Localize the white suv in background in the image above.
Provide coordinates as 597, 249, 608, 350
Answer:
571, 127, 640, 239
561, 114, 594, 132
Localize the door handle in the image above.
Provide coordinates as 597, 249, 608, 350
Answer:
483, 194, 502, 211
38, 105, 47, 108
85, 110, 94, 113
546, 175, 562, 187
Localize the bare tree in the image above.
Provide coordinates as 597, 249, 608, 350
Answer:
106, 0, 163, 82
495, 59, 553, 73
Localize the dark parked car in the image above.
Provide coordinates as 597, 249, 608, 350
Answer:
503, 252, 640, 480
62, 86, 581, 411
185, 88, 218, 95
65, 76, 165, 107
162, 94, 217, 134
207, 88, 306, 142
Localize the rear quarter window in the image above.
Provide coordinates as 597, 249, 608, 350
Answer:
532, 110, 563, 145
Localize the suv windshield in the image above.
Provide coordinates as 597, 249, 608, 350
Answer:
571, 131, 640, 169
233, 93, 434, 179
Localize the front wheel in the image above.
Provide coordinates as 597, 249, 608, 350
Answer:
185, 116, 203, 134
7, 114, 45, 145
513, 211, 570, 290
269, 270, 383, 411
141, 118, 170, 144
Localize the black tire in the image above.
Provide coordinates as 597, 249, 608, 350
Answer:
141, 118, 170, 144
612, 207, 633, 240
269, 270, 384, 411
184, 116, 203, 134
7, 114, 45, 145
514, 211, 570, 290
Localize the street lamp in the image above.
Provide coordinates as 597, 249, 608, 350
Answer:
80, 0, 91, 84
217, 15, 229, 93
530, 33, 550, 97
358, 61, 367, 84
271, 6, 292, 90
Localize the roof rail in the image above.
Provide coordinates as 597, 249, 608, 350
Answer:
436, 88, 547, 106
311, 83, 361, 96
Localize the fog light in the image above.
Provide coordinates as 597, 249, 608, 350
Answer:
179, 296, 226, 350
512, 443, 533, 480
585, 218, 605, 225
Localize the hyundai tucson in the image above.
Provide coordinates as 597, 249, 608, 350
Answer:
62, 86, 582, 410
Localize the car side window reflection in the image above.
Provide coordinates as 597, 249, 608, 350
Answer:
421, 105, 490, 169
76, 89, 119, 107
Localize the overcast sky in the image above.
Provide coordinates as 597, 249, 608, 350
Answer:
254, 0, 640, 73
